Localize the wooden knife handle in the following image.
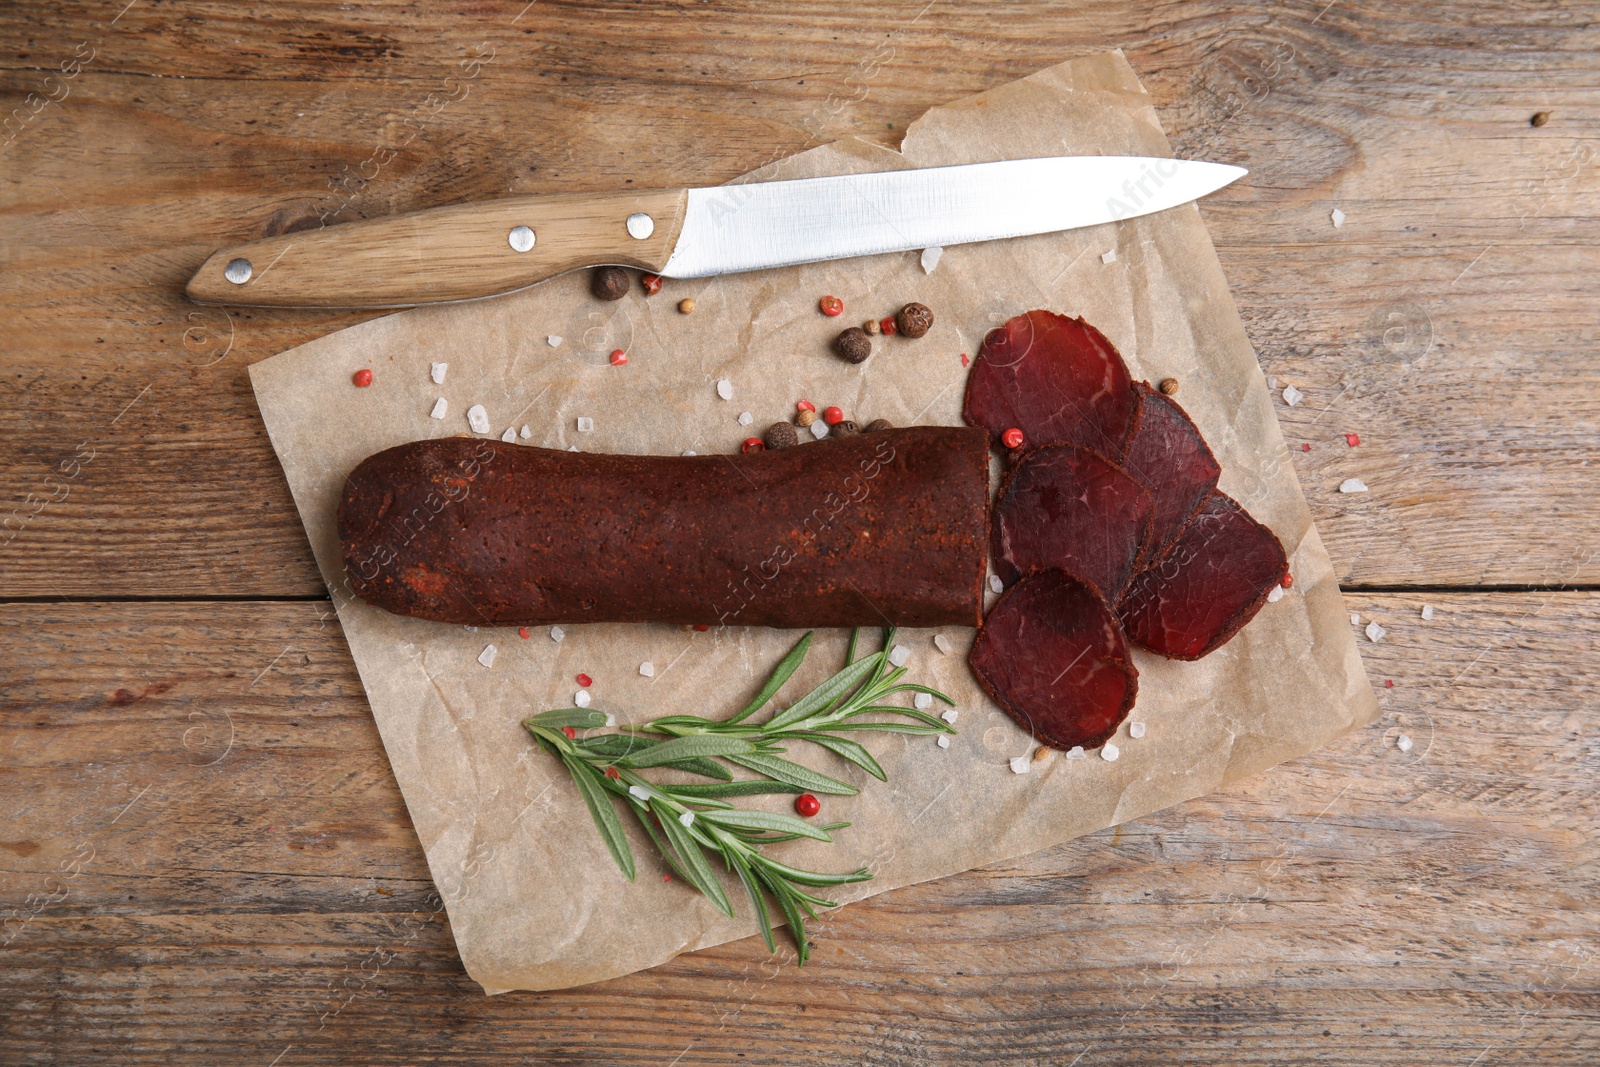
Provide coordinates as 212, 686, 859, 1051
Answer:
185, 188, 689, 308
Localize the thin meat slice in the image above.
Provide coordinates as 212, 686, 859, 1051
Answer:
991, 445, 1154, 602
963, 310, 1136, 457
1118, 491, 1288, 660
1121, 382, 1222, 558
969, 569, 1138, 751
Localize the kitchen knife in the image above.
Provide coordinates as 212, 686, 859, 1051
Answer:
185, 155, 1244, 309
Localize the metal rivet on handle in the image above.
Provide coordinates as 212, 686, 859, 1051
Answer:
224, 258, 253, 284
508, 225, 536, 253
625, 212, 655, 240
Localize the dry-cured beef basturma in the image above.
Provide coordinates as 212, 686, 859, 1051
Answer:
338, 426, 989, 629
990, 445, 1153, 601
963, 310, 1136, 457
967, 309, 1289, 751
1118, 491, 1289, 660
968, 569, 1138, 751
1120, 382, 1222, 557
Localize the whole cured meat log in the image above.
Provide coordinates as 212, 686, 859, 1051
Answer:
338, 427, 990, 629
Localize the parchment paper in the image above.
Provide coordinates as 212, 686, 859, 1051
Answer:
249, 52, 1379, 993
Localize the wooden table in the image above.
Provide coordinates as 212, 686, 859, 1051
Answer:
4, 2, 1596, 1062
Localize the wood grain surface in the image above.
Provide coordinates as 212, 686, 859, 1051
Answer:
2, 0, 1596, 1062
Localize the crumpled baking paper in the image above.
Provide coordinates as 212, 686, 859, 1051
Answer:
248, 51, 1379, 993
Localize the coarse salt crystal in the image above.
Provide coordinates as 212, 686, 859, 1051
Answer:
941, 709, 958, 724
1129, 722, 1146, 739
465, 626, 478, 632
809, 420, 829, 440
921, 246, 944, 273
1340, 478, 1370, 494
604, 712, 616, 727
576, 416, 594, 433
1351, 613, 1361, 626
914, 692, 933, 710
681, 449, 696, 456
549, 625, 565, 642
547, 335, 562, 347
888, 644, 909, 667
716, 378, 733, 400
501, 427, 517, 443
568, 445, 579, 452
1267, 585, 1285, 603
678, 811, 695, 827
466, 404, 490, 434
1101, 743, 1121, 762
1282, 384, 1304, 407
738, 411, 753, 426
1267, 375, 1279, 389
639, 661, 655, 678
520, 425, 531, 439
1101, 249, 1118, 265
1008, 755, 1031, 775
1397, 733, 1413, 753
1366, 620, 1386, 643
1067, 746, 1086, 760
1421, 604, 1434, 621
431, 361, 448, 384
574, 689, 591, 707
477, 644, 497, 668
988, 575, 1004, 594
937, 735, 951, 749
429, 397, 448, 419
628, 785, 652, 802
933, 633, 954, 655
1331, 208, 1346, 228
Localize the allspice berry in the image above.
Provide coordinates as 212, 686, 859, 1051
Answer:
829, 419, 860, 438
833, 326, 873, 365
896, 302, 934, 338
795, 408, 817, 428
678, 297, 696, 314
1158, 377, 1180, 396
865, 418, 893, 433
591, 266, 630, 301
764, 421, 799, 449
863, 318, 882, 336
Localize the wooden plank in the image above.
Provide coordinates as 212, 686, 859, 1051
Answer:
2, 1, 1599, 594
2, 592, 1596, 1062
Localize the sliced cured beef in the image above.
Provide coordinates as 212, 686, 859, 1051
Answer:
1121, 382, 1222, 558
337, 426, 991, 629
991, 445, 1154, 602
1118, 491, 1289, 660
963, 310, 1136, 458
968, 569, 1138, 751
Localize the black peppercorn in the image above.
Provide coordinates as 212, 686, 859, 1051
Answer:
896, 302, 934, 338
865, 418, 893, 433
833, 327, 873, 364
764, 421, 799, 449
829, 419, 860, 438
591, 266, 630, 301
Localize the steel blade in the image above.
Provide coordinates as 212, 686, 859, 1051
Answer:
659, 156, 1244, 279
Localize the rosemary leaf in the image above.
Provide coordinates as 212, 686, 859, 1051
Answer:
668, 780, 807, 799
790, 732, 887, 781
659, 811, 733, 917
524, 708, 610, 730
622, 734, 757, 768
700, 809, 834, 842
559, 751, 636, 881
765, 654, 880, 730
727, 752, 858, 795
729, 852, 777, 953
724, 631, 812, 726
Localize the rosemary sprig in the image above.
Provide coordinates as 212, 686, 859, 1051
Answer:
524, 628, 955, 963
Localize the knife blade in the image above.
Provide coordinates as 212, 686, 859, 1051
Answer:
185, 155, 1244, 309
